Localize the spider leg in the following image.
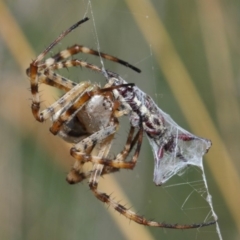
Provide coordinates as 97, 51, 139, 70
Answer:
67, 170, 92, 184
70, 125, 116, 157
68, 125, 139, 184
27, 67, 91, 122
41, 59, 128, 79
96, 126, 142, 170
71, 126, 143, 170
40, 60, 134, 117
36, 81, 92, 122
67, 166, 120, 184
68, 130, 115, 184
35, 58, 95, 94
49, 44, 141, 73
67, 136, 119, 185
66, 139, 96, 184
110, 126, 143, 169
26, 18, 89, 121
49, 85, 101, 135
88, 131, 216, 228
67, 125, 135, 185
27, 18, 89, 70
27, 68, 81, 122
38, 69, 78, 91
38, 46, 140, 77
44, 59, 103, 74
89, 172, 216, 229
89, 134, 115, 187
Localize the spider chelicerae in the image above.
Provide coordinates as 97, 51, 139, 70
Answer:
26, 17, 215, 229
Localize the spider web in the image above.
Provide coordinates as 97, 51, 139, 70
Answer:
79, 1, 222, 239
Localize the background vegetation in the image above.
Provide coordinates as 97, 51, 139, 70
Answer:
0, 0, 239, 239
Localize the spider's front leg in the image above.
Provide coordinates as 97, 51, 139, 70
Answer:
29, 81, 92, 124
26, 18, 89, 121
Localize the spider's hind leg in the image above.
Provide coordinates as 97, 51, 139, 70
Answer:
88, 162, 216, 229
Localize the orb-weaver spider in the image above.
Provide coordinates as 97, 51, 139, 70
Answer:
26, 17, 216, 229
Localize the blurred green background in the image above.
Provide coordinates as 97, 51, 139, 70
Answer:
0, 0, 239, 239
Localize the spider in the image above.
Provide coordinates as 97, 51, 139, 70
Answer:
26, 17, 216, 229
